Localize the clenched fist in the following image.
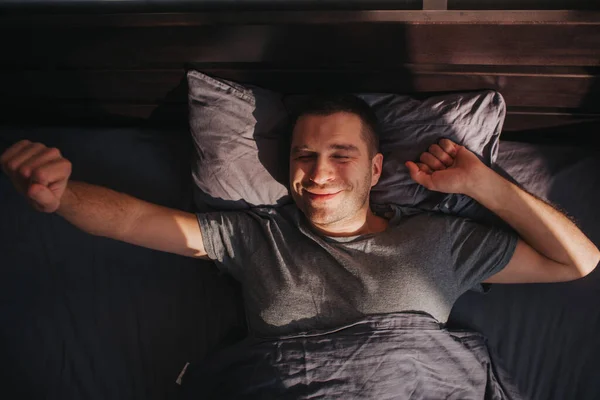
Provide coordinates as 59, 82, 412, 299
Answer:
1, 140, 72, 213
405, 138, 490, 196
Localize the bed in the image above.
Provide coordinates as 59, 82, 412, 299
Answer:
1, 1, 599, 399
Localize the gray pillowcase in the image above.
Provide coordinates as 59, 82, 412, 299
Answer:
187, 70, 506, 213
361, 91, 505, 214
188, 70, 290, 211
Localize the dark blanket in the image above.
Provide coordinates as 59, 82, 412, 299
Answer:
181, 312, 521, 400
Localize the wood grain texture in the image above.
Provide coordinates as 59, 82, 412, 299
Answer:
2, 24, 599, 69
0, 9, 598, 141
2, 10, 599, 27
1, 67, 598, 111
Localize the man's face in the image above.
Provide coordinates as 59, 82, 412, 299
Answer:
290, 112, 382, 227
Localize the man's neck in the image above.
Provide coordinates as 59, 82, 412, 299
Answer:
309, 207, 389, 238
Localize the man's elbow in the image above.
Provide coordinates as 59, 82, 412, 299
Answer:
573, 249, 600, 279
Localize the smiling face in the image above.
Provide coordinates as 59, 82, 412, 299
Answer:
290, 111, 383, 230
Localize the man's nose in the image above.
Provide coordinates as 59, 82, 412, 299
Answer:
308, 157, 335, 185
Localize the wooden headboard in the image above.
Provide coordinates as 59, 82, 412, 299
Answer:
1, 5, 599, 145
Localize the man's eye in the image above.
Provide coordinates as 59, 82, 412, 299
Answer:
296, 155, 314, 160
333, 155, 350, 160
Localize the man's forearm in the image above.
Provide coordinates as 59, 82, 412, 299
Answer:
467, 168, 600, 276
57, 181, 140, 240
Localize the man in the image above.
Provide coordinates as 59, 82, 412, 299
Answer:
1, 95, 599, 337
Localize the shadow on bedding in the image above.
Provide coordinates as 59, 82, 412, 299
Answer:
0, 126, 247, 400
450, 140, 600, 400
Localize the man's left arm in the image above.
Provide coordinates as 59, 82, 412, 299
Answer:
406, 139, 600, 283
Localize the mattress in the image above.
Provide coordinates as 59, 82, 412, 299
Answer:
1, 126, 599, 399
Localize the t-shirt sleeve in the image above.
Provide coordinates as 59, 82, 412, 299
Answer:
197, 210, 265, 280
445, 216, 519, 294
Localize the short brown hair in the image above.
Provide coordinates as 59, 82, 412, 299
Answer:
294, 94, 380, 158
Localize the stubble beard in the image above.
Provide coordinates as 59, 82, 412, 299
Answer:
299, 172, 372, 227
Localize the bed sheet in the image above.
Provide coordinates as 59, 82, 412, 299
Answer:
450, 141, 600, 400
0, 126, 246, 400
1, 126, 599, 399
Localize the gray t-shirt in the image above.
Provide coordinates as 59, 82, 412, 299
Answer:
198, 204, 517, 337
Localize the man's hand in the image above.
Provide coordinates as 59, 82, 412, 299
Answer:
0, 140, 72, 213
405, 138, 488, 195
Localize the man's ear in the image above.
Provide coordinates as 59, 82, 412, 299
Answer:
371, 153, 384, 187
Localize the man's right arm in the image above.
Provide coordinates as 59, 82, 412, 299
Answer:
1, 140, 208, 259
59, 181, 208, 259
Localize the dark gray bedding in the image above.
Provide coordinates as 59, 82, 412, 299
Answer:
1, 126, 599, 399
450, 141, 600, 400
0, 127, 246, 400
181, 312, 521, 399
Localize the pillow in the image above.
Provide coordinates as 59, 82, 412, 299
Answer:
187, 70, 506, 213
188, 70, 291, 211
360, 92, 505, 213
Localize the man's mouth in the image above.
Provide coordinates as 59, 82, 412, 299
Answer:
305, 190, 342, 201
